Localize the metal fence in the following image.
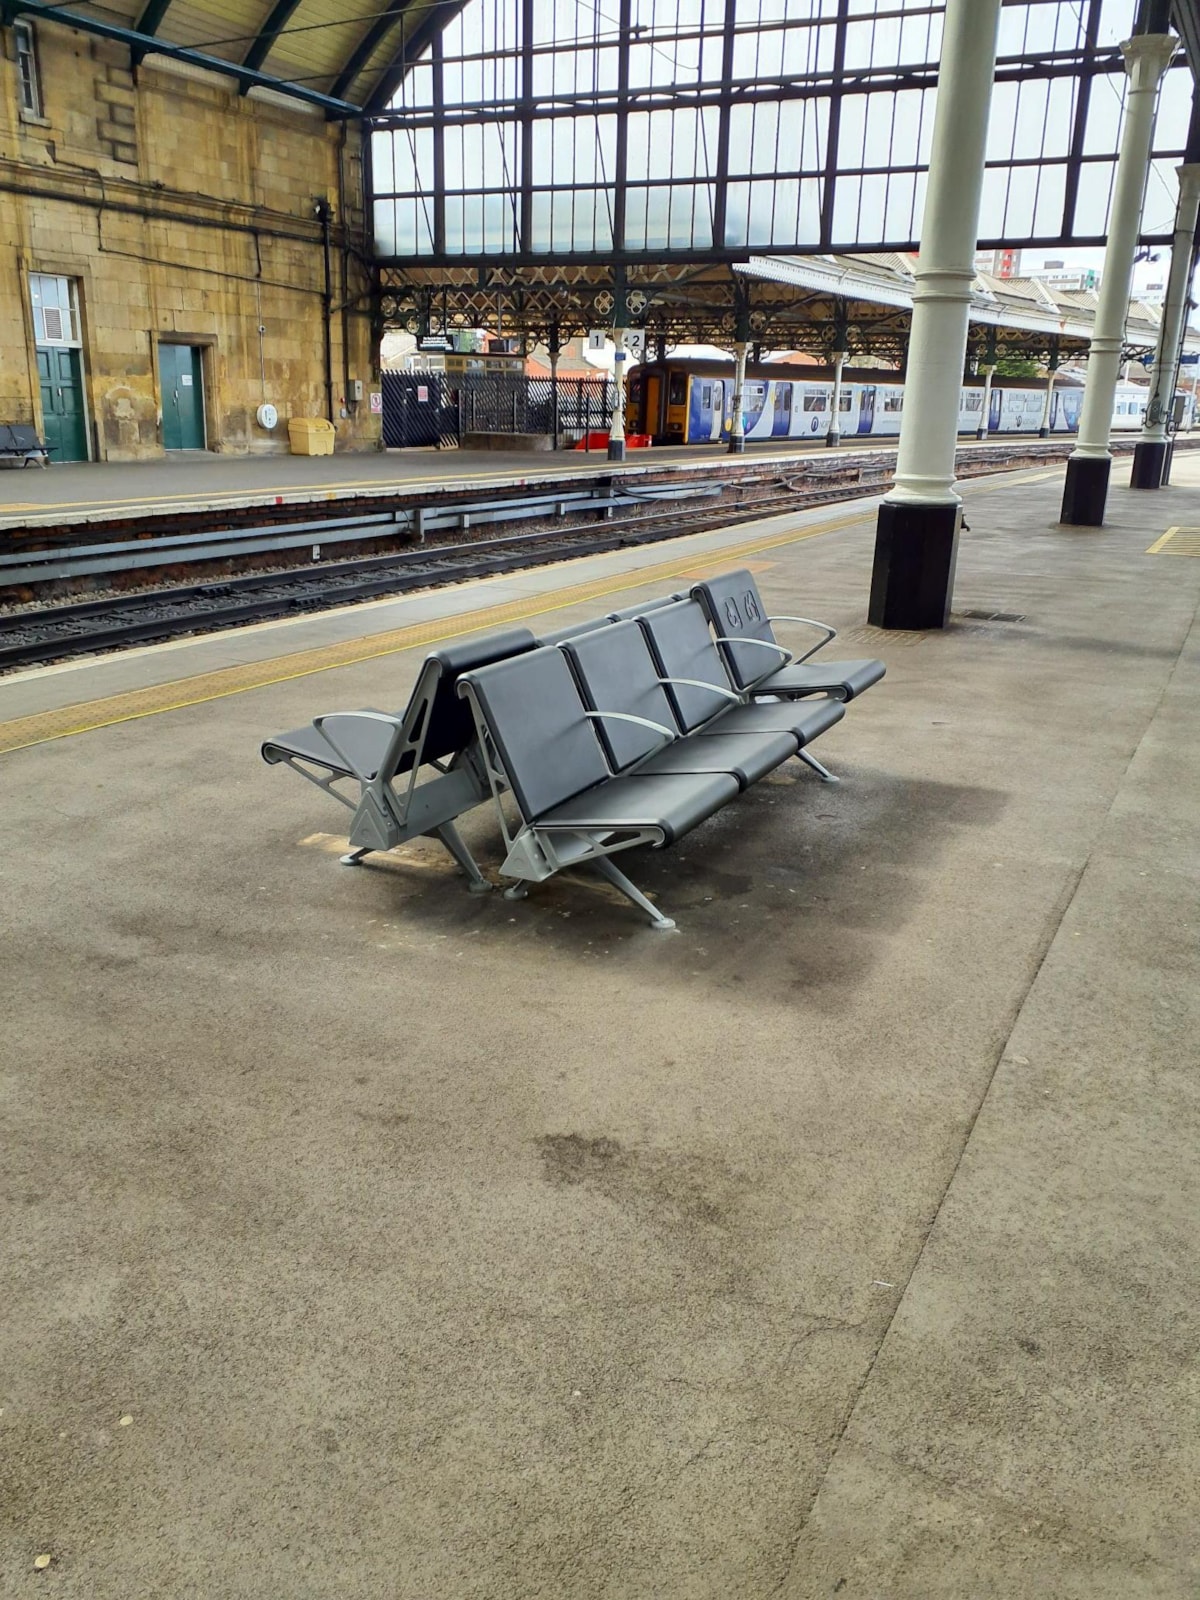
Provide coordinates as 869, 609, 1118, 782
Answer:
383, 371, 617, 449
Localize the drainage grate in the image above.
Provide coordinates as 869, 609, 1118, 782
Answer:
956, 609, 1027, 623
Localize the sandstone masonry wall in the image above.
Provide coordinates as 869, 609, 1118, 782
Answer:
0, 21, 380, 458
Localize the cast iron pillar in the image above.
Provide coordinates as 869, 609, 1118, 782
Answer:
826, 350, 846, 447
607, 328, 627, 462
1038, 345, 1060, 437
1061, 29, 1175, 523
728, 340, 748, 453
976, 363, 994, 441
868, 0, 1002, 631
1132, 159, 1200, 487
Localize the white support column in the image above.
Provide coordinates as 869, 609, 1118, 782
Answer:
1038, 370, 1057, 438
868, 0, 1002, 630
1061, 30, 1175, 524
607, 329, 627, 462
1132, 161, 1200, 487
728, 340, 748, 454
976, 364, 994, 440
826, 351, 845, 447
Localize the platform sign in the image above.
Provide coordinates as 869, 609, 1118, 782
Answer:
587, 330, 608, 351
417, 335, 452, 352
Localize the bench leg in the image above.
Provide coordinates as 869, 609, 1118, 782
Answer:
798, 749, 840, 784
432, 821, 491, 893
592, 856, 676, 931
341, 847, 371, 865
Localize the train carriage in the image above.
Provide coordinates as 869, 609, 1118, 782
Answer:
626, 358, 1176, 447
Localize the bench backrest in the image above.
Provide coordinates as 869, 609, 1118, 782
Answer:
690, 570, 779, 690
6, 425, 42, 452
606, 593, 684, 623
638, 600, 738, 732
420, 626, 536, 767
460, 645, 610, 820
562, 620, 677, 770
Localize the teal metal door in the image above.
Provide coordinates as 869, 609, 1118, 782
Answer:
36, 346, 88, 462
161, 345, 205, 450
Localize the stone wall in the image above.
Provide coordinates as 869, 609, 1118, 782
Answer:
0, 20, 380, 458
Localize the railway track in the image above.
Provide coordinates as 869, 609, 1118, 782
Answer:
0, 476, 876, 670
0, 435, 1186, 672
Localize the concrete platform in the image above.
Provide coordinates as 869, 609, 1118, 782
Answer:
0, 432, 1129, 534
1, 456, 1198, 1597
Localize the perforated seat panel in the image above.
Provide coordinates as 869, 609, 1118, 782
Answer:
261, 709, 392, 778
637, 730, 795, 790
702, 697, 845, 746
752, 658, 885, 701
537, 769, 739, 846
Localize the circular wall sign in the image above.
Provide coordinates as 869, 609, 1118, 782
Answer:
256, 403, 279, 430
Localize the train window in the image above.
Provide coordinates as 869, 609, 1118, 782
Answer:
668, 372, 687, 404
802, 393, 827, 412
701, 383, 712, 407
883, 392, 904, 412
963, 393, 982, 411
839, 391, 852, 412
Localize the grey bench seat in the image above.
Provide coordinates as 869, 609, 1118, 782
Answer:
691, 568, 885, 703
537, 769, 737, 845
262, 625, 536, 887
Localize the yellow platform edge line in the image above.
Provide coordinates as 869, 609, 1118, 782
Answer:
0, 510, 868, 756
1146, 526, 1180, 554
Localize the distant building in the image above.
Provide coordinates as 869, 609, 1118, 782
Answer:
974, 248, 1022, 278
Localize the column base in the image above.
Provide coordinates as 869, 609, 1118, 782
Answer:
825, 432, 840, 448
975, 428, 988, 442
606, 439, 627, 463
1060, 455, 1111, 525
727, 435, 746, 454
868, 501, 961, 631
1038, 426, 1049, 439
1130, 439, 1168, 490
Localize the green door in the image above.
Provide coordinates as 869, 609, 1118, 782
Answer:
160, 344, 205, 450
36, 346, 88, 463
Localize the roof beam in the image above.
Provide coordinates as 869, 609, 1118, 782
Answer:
330, 0, 410, 103
130, 0, 172, 66
241, 0, 305, 83
10, 0, 362, 116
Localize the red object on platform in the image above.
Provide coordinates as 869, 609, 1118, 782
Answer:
572, 432, 651, 450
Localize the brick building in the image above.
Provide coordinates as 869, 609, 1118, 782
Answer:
0, 18, 379, 460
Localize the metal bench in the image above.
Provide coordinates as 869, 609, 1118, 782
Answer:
691, 568, 886, 708
261, 626, 536, 889
457, 610, 846, 929
0, 425, 54, 465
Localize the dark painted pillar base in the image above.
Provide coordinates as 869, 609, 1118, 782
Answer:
1038, 426, 1050, 438
1163, 438, 1176, 486
1060, 455, 1111, 526
727, 435, 746, 454
825, 432, 840, 448
1130, 439, 1168, 490
976, 428, 987, 442
607, 438, 626, 463
868, 501, 960, 631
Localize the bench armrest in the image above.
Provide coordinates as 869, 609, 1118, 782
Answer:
657, 675, 742, 705
585, 709, 676, 746
312, 710, 407, 782
713, 635, 792, 664
767, 615, 838, 662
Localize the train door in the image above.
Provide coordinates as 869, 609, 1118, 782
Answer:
773, 382, 792, 437
714, 380, 729, 440
857, 386, 875, 433
644, 373, 663, 438
988, 386, 1003, 432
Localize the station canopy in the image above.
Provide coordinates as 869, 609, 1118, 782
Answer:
368, 0, 1200, 355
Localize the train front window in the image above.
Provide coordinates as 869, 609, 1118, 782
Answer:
701, 384, 712, 407
668, 372, 687, 405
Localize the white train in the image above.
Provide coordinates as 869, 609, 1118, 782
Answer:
626, 359, 1190, 445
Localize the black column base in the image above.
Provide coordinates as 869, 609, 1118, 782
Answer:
727, 435, 746, 454
825, 432, 840, 448
1130, 439, 1168, 490
1060, 455, 1111, 526
607, 438, 627, 463
868, 501, 960, 631
1163, 438, 1176, 486
1038, 426, 1049, 439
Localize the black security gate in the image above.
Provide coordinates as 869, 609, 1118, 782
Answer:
381, 372, 460, 448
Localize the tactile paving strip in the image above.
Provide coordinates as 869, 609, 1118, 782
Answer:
1146, 526, 1200, 557
0, 508, 869, 756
